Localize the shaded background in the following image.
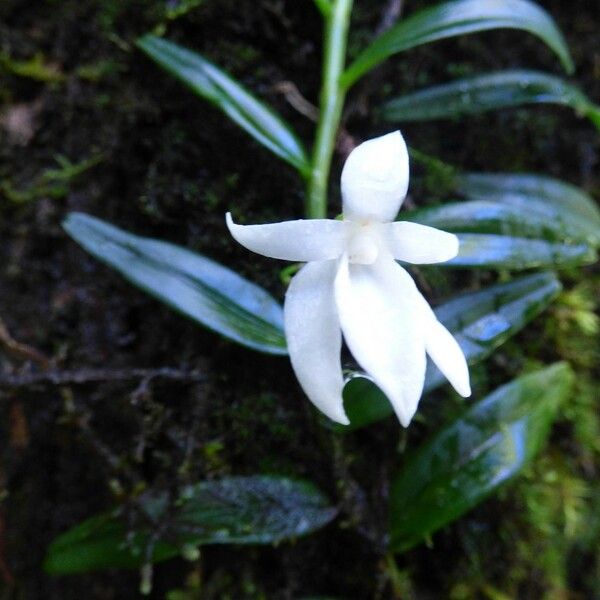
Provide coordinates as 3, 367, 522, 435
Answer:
1, 0, 599, 597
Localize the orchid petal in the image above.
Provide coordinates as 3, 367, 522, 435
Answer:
341, 131, 409, 223
226, 213, 347, 262
411, 290, 472, 397
424, 318, 472, 397
386, 221, 459, 264
284, 260, 348, 424
334, 254, 426, 427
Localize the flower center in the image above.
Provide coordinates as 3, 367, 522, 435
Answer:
347, 228, 379, 265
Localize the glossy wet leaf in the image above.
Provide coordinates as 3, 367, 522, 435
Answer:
63, 213, 287, 355
457, 172, 600, 236
340, 273, 561, 430
44, 476, 337, 574
137, 35, 310, 174
407, 196, 600, 250
405, 201, 597, 268
342, 0, 574, 88
448, 234, 593, 270
389, 363, 574, 552
380, 70, 600, 129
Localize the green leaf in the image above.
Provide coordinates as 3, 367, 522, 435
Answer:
340, 273, 562, 430
44, 476, 337, 574
137, 34, 310, 175
380, 70, 600, 130
406, 198, 600, 248
449, 234, 595, 269
389, 363, 574, 552
402, 195, 599, 270
63, 213, 287, 355
404, 195, 598, 268
457, 171, 600, 232
342, 0, 574, 89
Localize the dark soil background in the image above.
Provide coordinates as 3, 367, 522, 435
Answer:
1, 1, 599, 598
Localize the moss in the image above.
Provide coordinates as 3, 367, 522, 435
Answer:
1, 154, 103, 205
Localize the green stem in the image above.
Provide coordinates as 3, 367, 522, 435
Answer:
306, 0, 353, 219
383, 552, 406, 598
313, 0, 332, 18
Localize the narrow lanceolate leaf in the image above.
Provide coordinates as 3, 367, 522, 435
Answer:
407, 199, 600, 247
340, 273, 561, 430
404, 198, 598, 268
380, 70, 600, 129
389, 363, 574, 552
63, 213, 287, 355
137, 34, 310, 174
449, 234, 595, 269
44, 476, 337, 574
457, 172, 600, 235
404, 193, 600, 265
342, 0, 574, 88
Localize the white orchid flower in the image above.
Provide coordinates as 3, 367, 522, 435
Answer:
226, 131, 471, 427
